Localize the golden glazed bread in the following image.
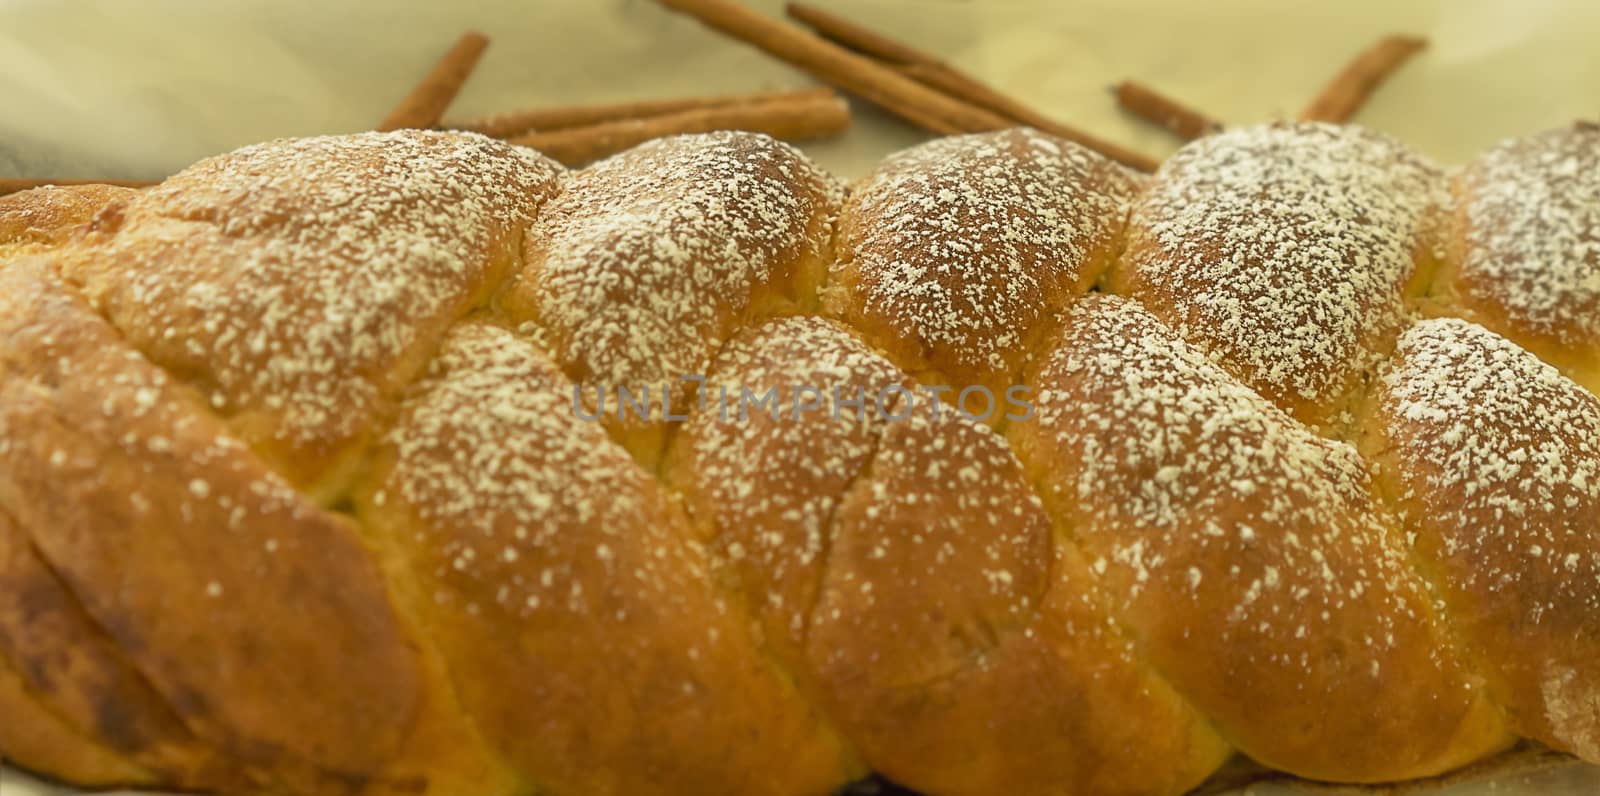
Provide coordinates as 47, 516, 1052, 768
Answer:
0, 122, 1596, 796
0, 184, 138, 262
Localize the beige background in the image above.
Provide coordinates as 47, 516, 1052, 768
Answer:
0, 0, 1598, 180
1, 0, 1598, 793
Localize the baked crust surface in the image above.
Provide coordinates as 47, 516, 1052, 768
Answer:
1, 123, 1595, 796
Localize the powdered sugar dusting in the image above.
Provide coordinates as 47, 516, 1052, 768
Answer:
1122, 122, 1444, 420
668, 315, 905, 653
1543, 666, 1600, 762
382, 322, 660, 616
0, 184, 135, 259
516, 131, 839, 420
685, 316, 902, 562
821, 393, 1052, 634
1454, 123, 1600, 348
70, 131, 560, 460
1024, 295, 1431, 666
1378, 318, 1600, 611
1010, 295, 1493, 775
370, 320, 848, 793
10, 123, 1600, 789
832, 128, 1139, 384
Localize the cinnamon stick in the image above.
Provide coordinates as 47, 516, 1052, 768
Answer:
377, 31, 490, 131
894, 61, 1157, 167
1300, 34, 1427, 123
655, 0, 1156, 172
783, 2, 1157, 171
508, 90, 851, 166
656, 0, 1001, 131
785, 2, 930, 67
0, 178, 157, 198
451, 87, 838, 139
1113, 81, 1221, 140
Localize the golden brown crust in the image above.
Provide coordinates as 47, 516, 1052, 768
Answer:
504, 131, 840, 466
816, 398, 1229, 796
663, 316, 905, 670
0, 499, 165, 791
0, 654, 155, 789
1010, 295, 1510, 782
0, 503, 234, 791
666, 315, 1229, 796
56, 132, 561, 497
0, 184, 135, 262
1112, 122, 1445, 429
827, 128, 1140, 395
358, 321, 853, 796
1361, 318, 1600, 762
0, 258, 422, 792
3, 124, 1598, 796
1435, 123, 1600, 394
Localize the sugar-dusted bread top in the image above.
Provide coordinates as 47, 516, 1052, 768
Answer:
1, 122, 1596, 796
1440, 121, 1600, 392
1114, 122, 1446, 429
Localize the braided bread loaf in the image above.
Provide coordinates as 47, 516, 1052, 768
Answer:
0, 121, 1596, 796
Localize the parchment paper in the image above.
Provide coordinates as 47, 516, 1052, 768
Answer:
1, 0, 1597, 794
